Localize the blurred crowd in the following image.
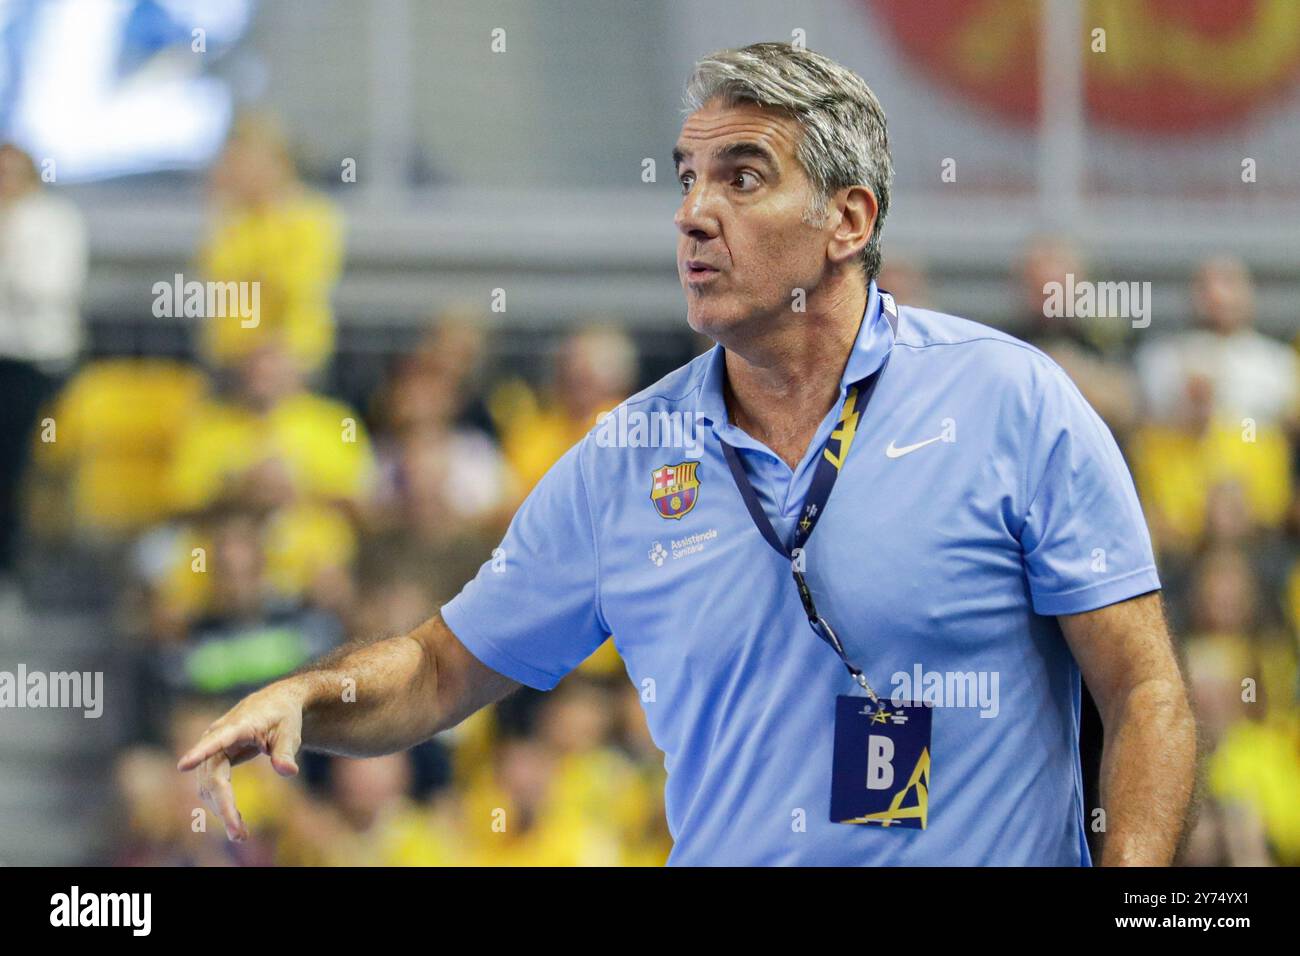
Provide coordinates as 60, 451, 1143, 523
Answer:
0, 113, 1296, 866
1007, 240, 1300, 867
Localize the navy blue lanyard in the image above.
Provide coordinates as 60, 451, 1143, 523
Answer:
720, 360, 888, 701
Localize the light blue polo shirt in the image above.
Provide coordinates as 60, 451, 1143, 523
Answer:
441, 281, 1161, 866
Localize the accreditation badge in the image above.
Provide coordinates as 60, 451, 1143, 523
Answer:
830, 696, 933, 829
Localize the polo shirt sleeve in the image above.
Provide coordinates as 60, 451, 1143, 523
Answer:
1018, 357, 1161, 616
440, 439, 609, 690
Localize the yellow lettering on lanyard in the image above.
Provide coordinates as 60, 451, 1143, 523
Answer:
822, 385, 861, 471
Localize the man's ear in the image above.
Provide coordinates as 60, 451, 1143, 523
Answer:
825, 185, 878, 267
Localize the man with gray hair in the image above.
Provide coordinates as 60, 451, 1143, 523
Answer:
182, 43, 1194, 866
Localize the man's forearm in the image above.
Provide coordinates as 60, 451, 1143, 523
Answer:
289, 617, 444, 758
1097, 675, 1197, 865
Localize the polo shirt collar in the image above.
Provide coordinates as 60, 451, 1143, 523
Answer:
697, 279, 896, 435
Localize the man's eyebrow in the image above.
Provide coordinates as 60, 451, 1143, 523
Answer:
672, 140, 778, 172
715, 141, 778, 167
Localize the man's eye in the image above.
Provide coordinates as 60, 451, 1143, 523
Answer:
733, 170, 760, 190
679, 173, 694, 194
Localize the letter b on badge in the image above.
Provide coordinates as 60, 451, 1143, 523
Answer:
831, 696, 932, 828
866, 734, 894, 789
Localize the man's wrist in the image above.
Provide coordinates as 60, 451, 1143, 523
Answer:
278, 672, 320, 713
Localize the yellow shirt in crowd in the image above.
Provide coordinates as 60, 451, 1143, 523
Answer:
159, 392, 373, 614
199, 191, 343, 372
490, 380, 611, 494
1209, 713, 1300, 866
29, 360, 208, 536
1129, 417, 1291, 549
165, 391, 373, 514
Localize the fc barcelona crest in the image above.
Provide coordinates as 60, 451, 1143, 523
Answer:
650, 462, 700, 520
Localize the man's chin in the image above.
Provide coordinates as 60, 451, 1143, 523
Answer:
685, 300, 742, 340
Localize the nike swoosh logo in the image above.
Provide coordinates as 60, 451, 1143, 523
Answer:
885, 435, 944, 459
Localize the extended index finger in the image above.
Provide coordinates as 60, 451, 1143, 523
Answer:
176, 721, 253, 773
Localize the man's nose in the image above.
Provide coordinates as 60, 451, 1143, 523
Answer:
674, 186, 721, 240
